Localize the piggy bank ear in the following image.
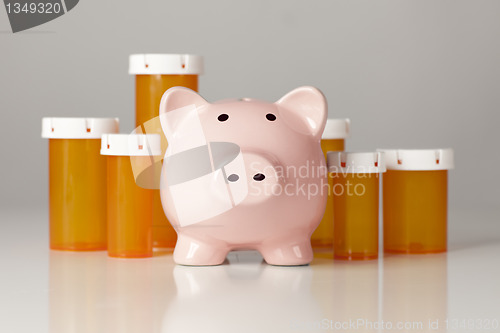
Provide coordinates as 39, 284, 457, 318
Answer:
159, 87, 209, 149
160, 87, 208, 114
275, 86, 327, 139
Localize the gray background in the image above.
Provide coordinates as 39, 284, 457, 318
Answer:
1, 0, 499, 211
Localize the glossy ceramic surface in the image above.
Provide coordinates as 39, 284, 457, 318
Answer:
158, 87, 328, 265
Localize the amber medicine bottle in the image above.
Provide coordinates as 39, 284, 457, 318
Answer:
328, 152, 385, 260
312, 118, 350, 250
129, 54, 203, 248
42, 117, 119, 251
379, 149, 454, 254
101, 134, 162, 258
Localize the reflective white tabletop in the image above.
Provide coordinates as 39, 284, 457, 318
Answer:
1, 207, 499, 333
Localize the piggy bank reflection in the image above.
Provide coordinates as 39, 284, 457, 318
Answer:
159, 86, 328, 266
161, 252, 321, 332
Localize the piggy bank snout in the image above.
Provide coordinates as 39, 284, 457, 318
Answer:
244, 152, 280, 181
226, 170, 267, 183
242, 152, 282, 203
209, 143, 278, 187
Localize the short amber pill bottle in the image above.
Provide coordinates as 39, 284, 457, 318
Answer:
328, 152, 386, 260
42, 117, 119, 251
378, 149, 454, 254
101, 134, 162, 258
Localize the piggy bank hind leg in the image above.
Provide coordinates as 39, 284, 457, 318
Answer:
173, 234, 229, 266
259, 237, 313, 266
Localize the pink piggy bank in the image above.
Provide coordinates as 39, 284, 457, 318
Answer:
159, 86, 328, 266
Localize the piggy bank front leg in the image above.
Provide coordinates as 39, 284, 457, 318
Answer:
173, 234, 230, 266
259, 236, 314, 266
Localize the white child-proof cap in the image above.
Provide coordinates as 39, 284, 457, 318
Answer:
377, 149, 454, 171
100, 134, 162, 156
42, 117, 119, 139
328, 152, 386, 174
322, 118, 351, 139
129, 54, 204, 75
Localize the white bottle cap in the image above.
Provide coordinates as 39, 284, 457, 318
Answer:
129, 54, 204, 75
322, 118, 351, 139
328, 152, 386, 174
100, 134, 162, 156
42, 117, 119, 139
377, 149, 454, 171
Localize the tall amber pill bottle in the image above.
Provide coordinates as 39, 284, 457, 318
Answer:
379, 149, 454, 254
327, 152, 386, 260
129, 54, 203, 248
101, 134, 162, 258
312, 119, 350, 250
42, 117, 119, 251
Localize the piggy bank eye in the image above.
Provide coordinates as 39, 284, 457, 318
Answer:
266, 113, 276, 121
218, 114, 229, 122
